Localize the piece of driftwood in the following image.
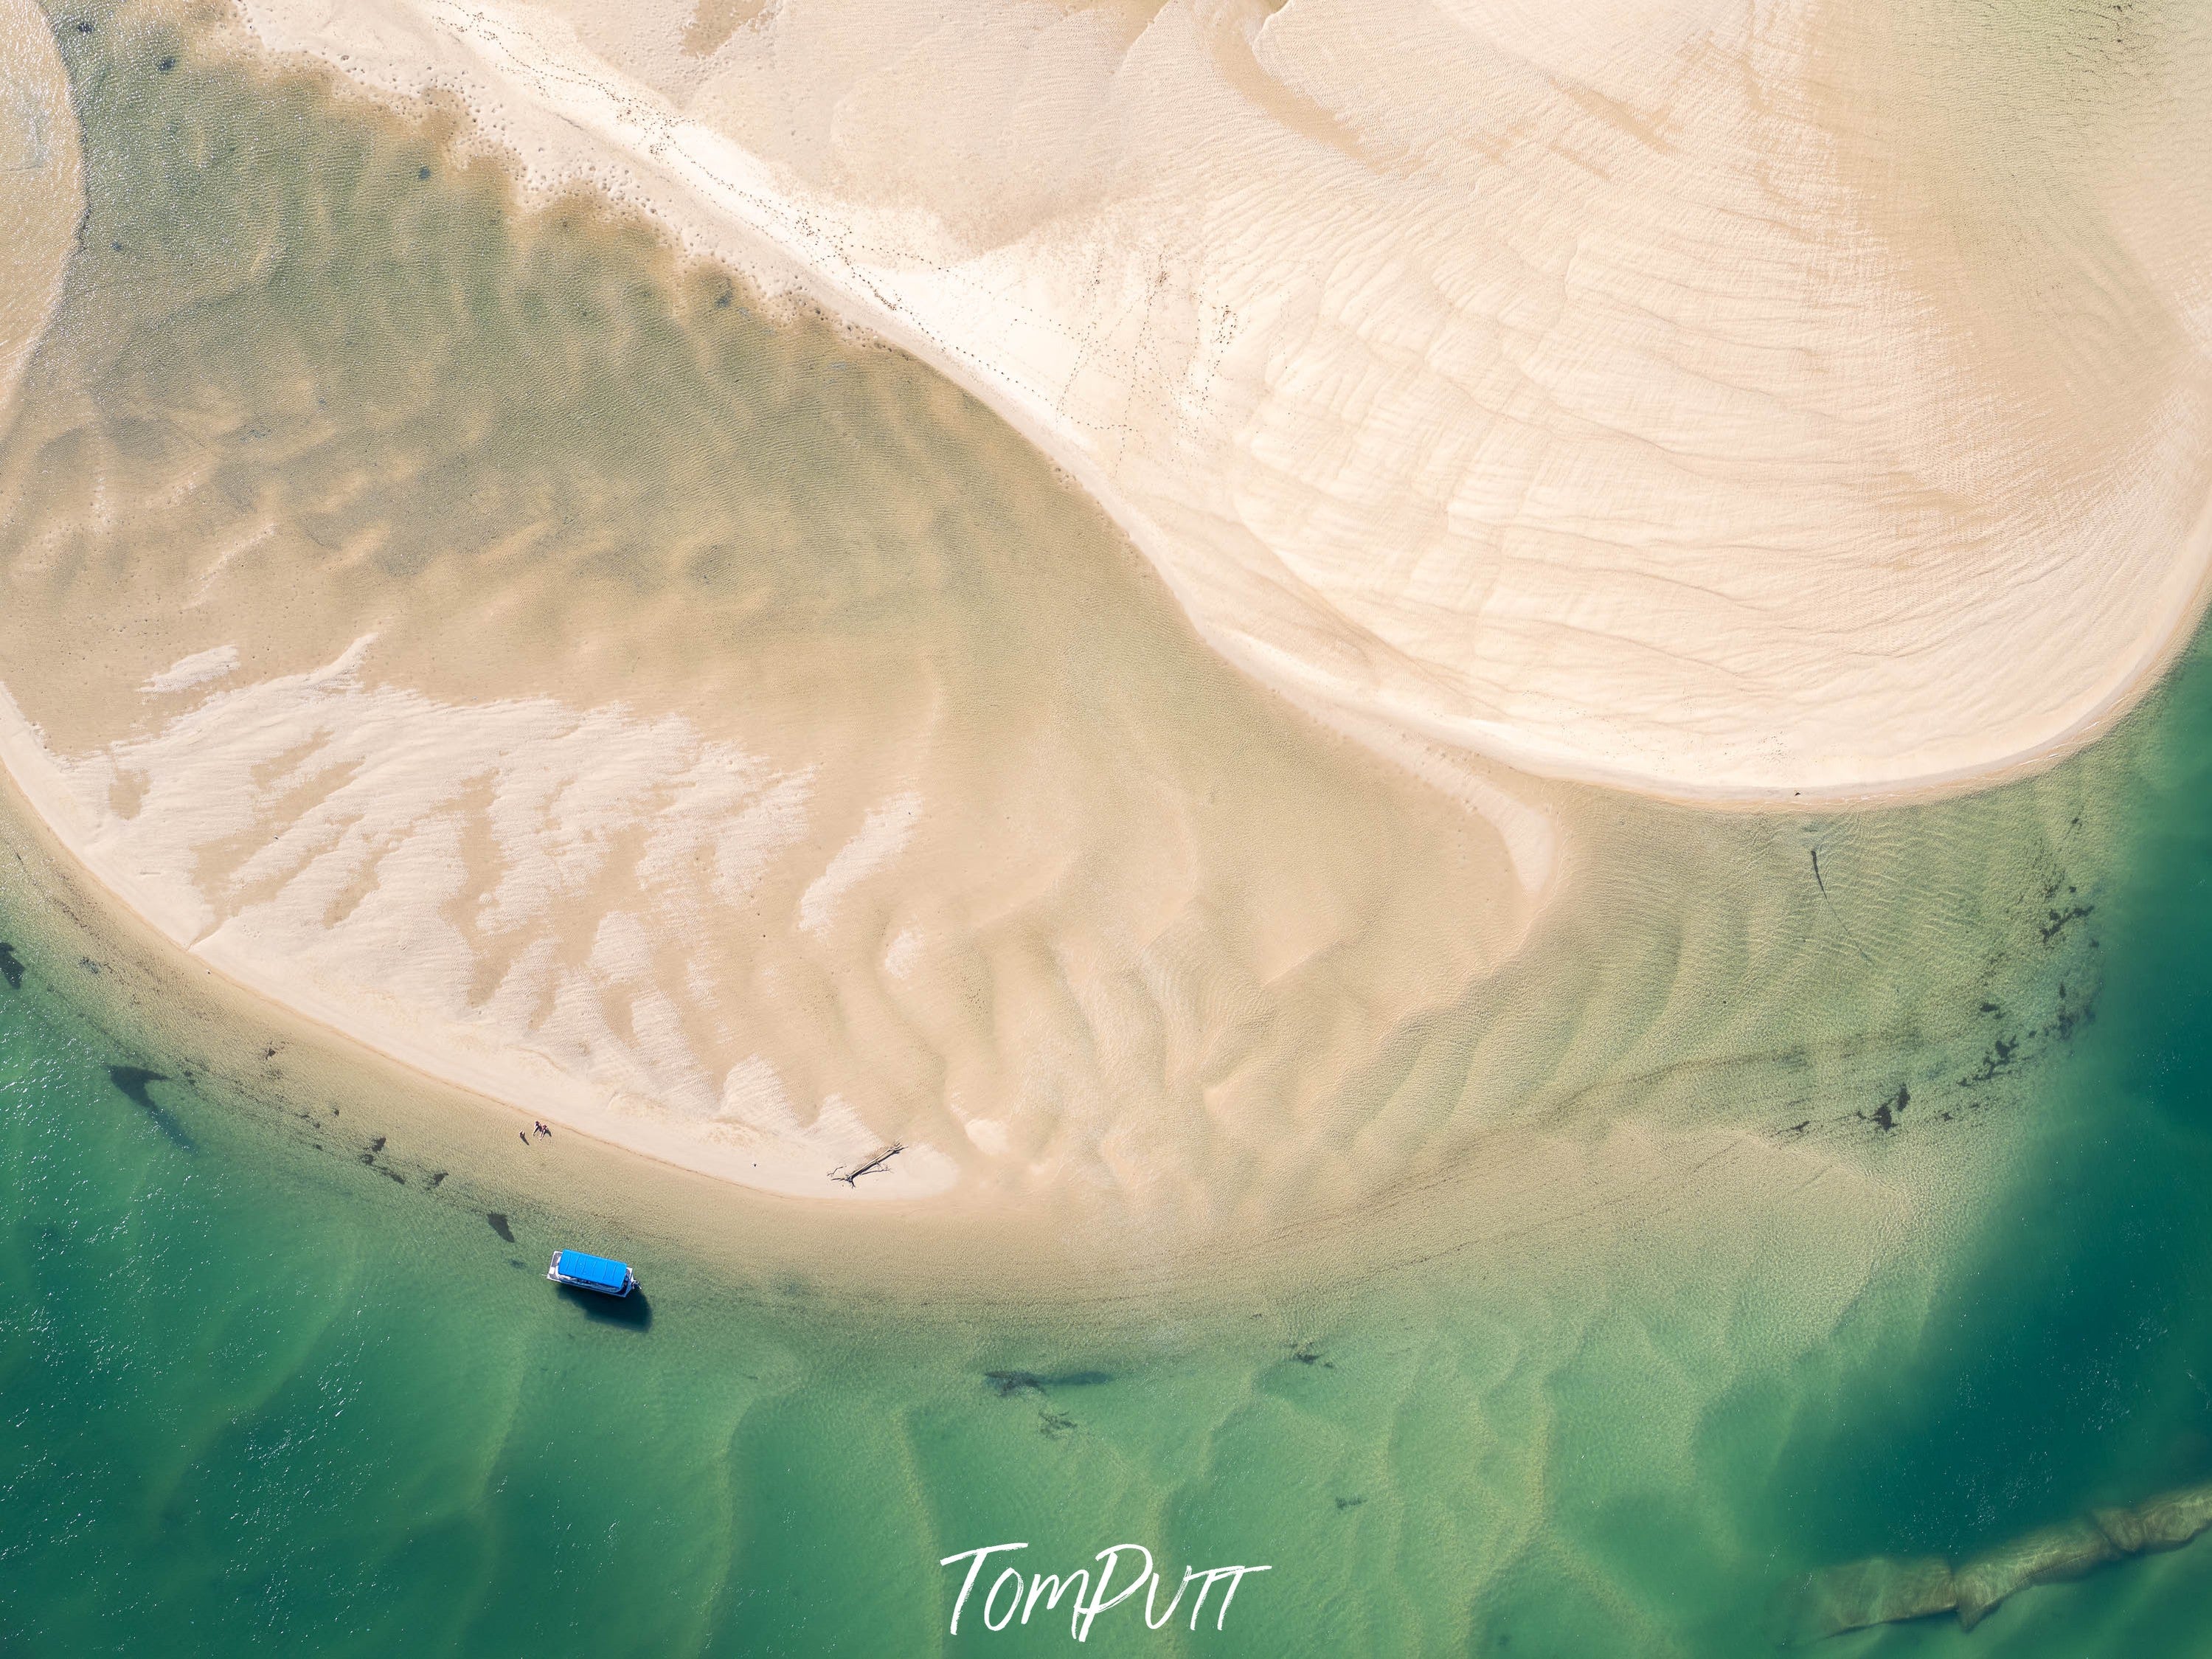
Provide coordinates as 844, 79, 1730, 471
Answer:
829, 1143, 905, 1185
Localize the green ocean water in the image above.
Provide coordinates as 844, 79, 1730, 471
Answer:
5, 645, 2212, 1659
3, 1, 2212, 1655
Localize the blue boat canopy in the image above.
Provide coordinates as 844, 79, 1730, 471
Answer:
550, 1249, 632, 1293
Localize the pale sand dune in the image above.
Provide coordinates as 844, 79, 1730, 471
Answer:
0, 628, 1528, 1204
232, 0, 2212, 798
0, 0, 2177, 1218
0, 16, 1542, 1211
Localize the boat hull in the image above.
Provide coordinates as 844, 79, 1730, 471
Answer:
546, 1249, 637, 1297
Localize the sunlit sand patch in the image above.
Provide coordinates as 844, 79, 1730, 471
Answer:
142, 644, 242, 696
233, 0, 2212, 797
0, 0, 2168, 1244
0, 2, 1539, 1214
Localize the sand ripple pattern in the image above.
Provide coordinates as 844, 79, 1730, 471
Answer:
0, 0, 2146, 1230
0, 7, 1530, 1210
242, 0, 2212, 795
45, 640, 839, 1140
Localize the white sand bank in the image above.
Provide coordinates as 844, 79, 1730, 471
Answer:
0, 625, 1529, 1206
0, 0, 2186, 1217
233, 0, 2212, 799
0, 13, 1540, 1215
0, 655, 959, 1199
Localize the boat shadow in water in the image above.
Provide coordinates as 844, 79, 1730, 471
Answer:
556, 1284, 653, 1331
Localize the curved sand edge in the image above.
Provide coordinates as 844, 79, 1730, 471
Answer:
223, 0, 2212, 805
0, 0, 1584, 1212
0, 1, 1554, 1217
0, 679, 961, 1201
0, 1, 1559, 1211
0, 0, 2191, 1219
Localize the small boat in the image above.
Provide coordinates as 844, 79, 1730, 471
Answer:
547, 1247, 637, 1298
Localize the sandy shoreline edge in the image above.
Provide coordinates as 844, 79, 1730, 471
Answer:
1, 0, 2208, 1213
0, 678, 951, 1200
229, 0, 2212, 806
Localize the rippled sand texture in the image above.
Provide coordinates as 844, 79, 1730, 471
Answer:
238, 0, 2212, 797
0, 0, 1545, 1208
0, 689, 2191, 1659
0, 0, 2147, 1236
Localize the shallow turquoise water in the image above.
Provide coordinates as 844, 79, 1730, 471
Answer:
1754, 643, 2212, 1655
4, 642, 2212, 1657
